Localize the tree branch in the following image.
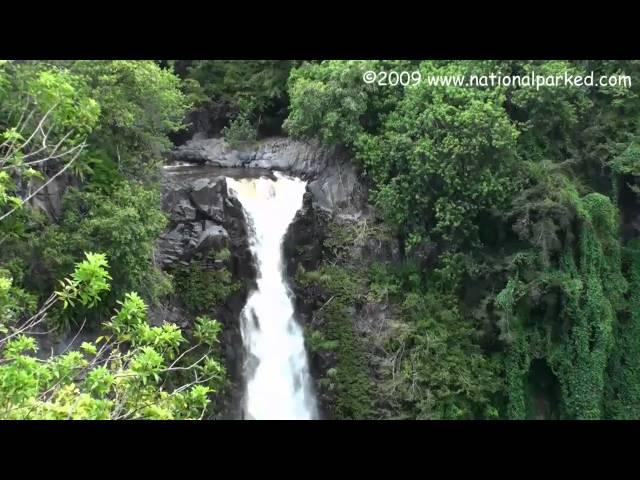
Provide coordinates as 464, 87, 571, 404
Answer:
0, 140, 85, 223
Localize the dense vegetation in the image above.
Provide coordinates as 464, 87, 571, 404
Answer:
2, 59, 640, 420
285, 60, 640, 419
170, 60, 298, 142
0, 60, 228, 419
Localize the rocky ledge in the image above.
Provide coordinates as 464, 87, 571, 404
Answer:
156, 174, 252, 273
168, 137, 367, 216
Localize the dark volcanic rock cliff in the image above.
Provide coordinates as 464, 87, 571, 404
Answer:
157, 173, 254, 277
154, 168, 256, 419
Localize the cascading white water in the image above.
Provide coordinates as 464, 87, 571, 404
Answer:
226, 172, 317, 420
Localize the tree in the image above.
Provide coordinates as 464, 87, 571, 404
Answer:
32, 181, 171, 327
0, 61, 100, 224
67, 60, 191, 176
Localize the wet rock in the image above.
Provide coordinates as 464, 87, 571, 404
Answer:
156, 157, 260, 420
173, 199, 197, 222
163, 185, 197, 222
282, 191, 331, 280
307, 162, 367, 216
169, 138, 237, 166
245, 352, 260, 379
314, 350, 338, 376
169, 137, 367, 216
147, 304, 191, 328
247, 138, 334, 177
155, 170, 252, 273
156, 223, 190, 267
189, 177, 227, 222
186, 222, 204, 253
195, 222, 229, 253
249, 308, 260, 330
222, 196, 256, 282
36, 323, 102, 360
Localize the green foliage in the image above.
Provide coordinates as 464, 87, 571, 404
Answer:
105, 291, 147, 337
193, 315, 223, 347
0, 60, 223, 420
505, 60, 592, 163
298, 212, 505, 420
573, 61, 640, 193
287, 61, 520, 246
285, 61, 373, 144
553, 193, 625, 419
55, 252, 111, 309
497, 189, 626, 419
0, 61, 101, 229
0, 269, 37, 330
222, 111, 257, 147
361, 63, 519, 246
28, 69, 100, 136
68, 60, 191, 175
0, 61, 100, 138
172, 250, 239, 315
505, 160, 582, 268
1, 60, 184, 331
178, 60, 296, 135
605, 240, 640, 418
37, 181, 170, 319
182, 60, 293, 111
611, 142, 640, 176
306, 328, 339, 353
298, 264, 373, 419
0, 253, 225, 420
379, 292, 502, 419
287, 60, 640, 419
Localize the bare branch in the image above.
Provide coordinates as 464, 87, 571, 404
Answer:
167, 343, 201, 370
0, 140, 86, 223
58, 317, 88, 356
0, 293, 57, 347
24, 139, 83, 166
15, 103, 58, 153
161, 352, 209, 373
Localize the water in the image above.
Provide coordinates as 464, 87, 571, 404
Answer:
226, 172, 318, 420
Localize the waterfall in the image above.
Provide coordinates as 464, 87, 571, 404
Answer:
226, 172, 318, 420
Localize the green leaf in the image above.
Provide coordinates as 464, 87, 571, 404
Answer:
80, 342, 97, 356
24, 168, 44, 180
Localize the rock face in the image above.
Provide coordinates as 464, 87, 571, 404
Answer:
189, 178, 227, 222
169, 137, 367, 216
282, 191, 331, 281
157, 175, 252, 275
28, 172, 75, 221
163, 134, 369, 283
155, 169, 256, 419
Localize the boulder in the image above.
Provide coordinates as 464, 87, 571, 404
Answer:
196, 222, 229, 252
189, 177, 227, 222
